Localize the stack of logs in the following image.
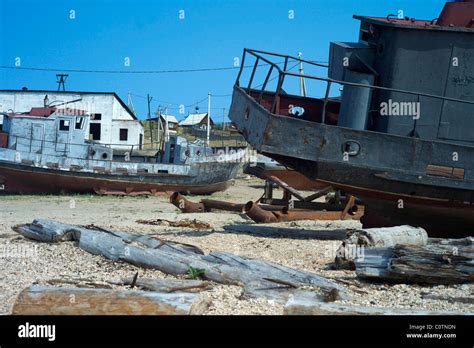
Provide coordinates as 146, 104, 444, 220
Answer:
10, 219, 473, 315
12, 219, 347, 315
335, 225, 473, 285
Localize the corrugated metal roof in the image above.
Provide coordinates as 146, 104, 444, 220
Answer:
7, 107, 87, 118
179, 113, 208, 126
161, 114, 178, 124
29, 107, 56, 117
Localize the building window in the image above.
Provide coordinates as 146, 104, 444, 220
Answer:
75, 117, 84, 130
90, 123, 101, 140
119, 128, 128, 141
91, 113, 102, 120
59, 119, 70, 131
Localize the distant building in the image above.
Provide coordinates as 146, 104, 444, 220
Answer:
179, 112, 214, 129
142, 114, 179, 149
162, 114, 178, 132
0, 90, 144, 150
150, 114, 178, 134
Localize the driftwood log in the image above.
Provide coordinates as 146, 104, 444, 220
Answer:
12, 285, 209, 315
120, 277, 210, 293
354, 237, 473, 284
13, 219, 347, 304
335, 225, 428, 269
224, 224, 347, 240
284, 295, 470, 315
420, 293, 474, 304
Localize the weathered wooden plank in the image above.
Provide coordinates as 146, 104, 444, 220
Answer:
354, 239, 474, 284
284, 296, 471, 315
224, 224, 347, 240
121, 277, 210, 293
203, 251, 346, 292
243, 281, 340, 304
421, 293, 474, 304
343, 225, 428, 248
12, 285, 209, 315
335, 225, 428, 269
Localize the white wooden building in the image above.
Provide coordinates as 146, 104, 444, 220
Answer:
0, 90, 144, 150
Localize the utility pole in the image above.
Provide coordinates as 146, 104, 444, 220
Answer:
164, 106, 169, 142
147, 94, 153, 119
147, 94, 153, 146
221, 107, 226, 148
157, 105, 162, 149
222, 108, 226, 131
207, 92, 211, 149
56, 74, 68, 91
298, 52, 307, 97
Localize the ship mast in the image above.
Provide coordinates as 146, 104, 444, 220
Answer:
298, 52, 307, 97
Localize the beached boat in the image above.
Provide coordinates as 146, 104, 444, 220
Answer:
0, 107, 245, 195
229, 1, 474, 236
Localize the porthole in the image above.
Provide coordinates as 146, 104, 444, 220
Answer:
341, 141, 361, 156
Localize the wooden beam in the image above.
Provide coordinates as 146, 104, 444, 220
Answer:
224, 224, 347, 240
335, 225, 428, 269
12, 285, 210, 315
120, 277, 210, 293
355, 237, 473, 284
284, 296, 469, 315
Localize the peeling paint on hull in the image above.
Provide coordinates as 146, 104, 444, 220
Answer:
0, 161, 234, 195
230, 85, 474, 236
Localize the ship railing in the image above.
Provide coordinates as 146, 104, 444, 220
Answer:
9, 134, 156, 158
6, 133, 232, 163
4, 135, 179, 174
236, 48, 474, 124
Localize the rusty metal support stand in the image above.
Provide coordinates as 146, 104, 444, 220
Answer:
264, 179, 273, 200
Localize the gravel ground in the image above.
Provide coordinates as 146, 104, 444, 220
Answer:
0, 176, 472, 315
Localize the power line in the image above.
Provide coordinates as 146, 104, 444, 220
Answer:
129, 61, 302, 113
185, 96, 208, 108
253, 61, 301, 89
0, 59, 327, 75
0, 65, 239, 74
130, 93, 179, 106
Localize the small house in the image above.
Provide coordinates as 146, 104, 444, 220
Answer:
178, 112, 214, 130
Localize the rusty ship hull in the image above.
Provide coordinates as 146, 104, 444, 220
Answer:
0, 159, 238, 195
230, 85, 474, 237
229, 0, 474, 236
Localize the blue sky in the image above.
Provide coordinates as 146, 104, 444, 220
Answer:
0, 0, 446, 121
